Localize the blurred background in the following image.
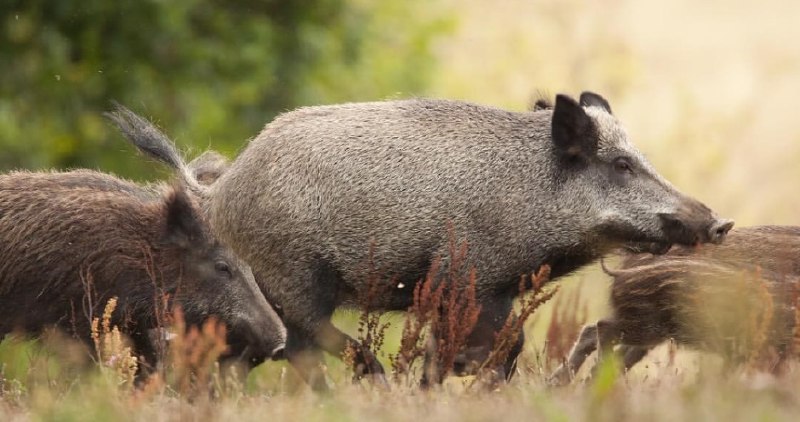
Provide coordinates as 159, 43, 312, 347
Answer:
3, 0, 800, 385
4, 0, 799, 223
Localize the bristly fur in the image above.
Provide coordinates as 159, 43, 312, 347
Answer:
187, 151, 230, 186
112, 94, 730, 390
0, 169, 285, 370
105, 104, 207, 198
550, 226, 800, 385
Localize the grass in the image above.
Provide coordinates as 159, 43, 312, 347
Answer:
3, 332, 800, 421
3, 262, 800, 421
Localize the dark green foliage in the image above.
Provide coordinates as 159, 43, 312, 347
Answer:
0, 0, 450, 178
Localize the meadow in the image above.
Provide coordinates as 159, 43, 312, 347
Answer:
3, 0, 800, 420
1, 266, 799, 422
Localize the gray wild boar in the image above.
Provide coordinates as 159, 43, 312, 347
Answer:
110, 92, 733, 389
0, 170, 286, 371
549, 226, 800, 385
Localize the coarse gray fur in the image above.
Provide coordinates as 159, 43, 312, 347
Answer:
110, 93, 732, 389
187, 151, 230, 186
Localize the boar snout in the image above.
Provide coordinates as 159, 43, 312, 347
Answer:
228, 317, 287, 366
270, 346, 286, 361
708, 219, 734, 244
658, 210, 734, 248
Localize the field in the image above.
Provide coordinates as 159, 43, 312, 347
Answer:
3, 0, 800, 420
2, 276, 800, 422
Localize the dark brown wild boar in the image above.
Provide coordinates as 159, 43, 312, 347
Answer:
0, 170, 286, 371
549, 226, 800, 385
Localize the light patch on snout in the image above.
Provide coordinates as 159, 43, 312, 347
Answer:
397, 282, 405, 289
597, 209, 624, 223
597, 209, 632, 230
597, 208, 660, 236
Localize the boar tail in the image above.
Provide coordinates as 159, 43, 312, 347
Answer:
105, 102, 207, 198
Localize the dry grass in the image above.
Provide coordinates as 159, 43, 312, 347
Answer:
0, 282, 800, 421
90, 297, 138, 389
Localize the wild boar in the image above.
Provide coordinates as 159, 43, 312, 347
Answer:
110, 93, 733, 389
550, 226, 799, 385
0, 170, 286, 371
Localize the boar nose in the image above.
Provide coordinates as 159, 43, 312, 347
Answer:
708, 219, 734, 244
231, 317, 286, 364
271, 345, 285, 361
251, 332, 285, 363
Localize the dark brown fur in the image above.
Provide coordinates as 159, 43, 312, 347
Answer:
550, 226, 800, 384
0, 170, 285, 370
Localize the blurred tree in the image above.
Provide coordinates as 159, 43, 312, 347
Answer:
0, 0, 450, 178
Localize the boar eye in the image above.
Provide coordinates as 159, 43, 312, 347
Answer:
215, 261, 233, 279
613, 157, 634, 175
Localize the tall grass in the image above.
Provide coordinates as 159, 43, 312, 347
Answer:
3, 273, 800, 422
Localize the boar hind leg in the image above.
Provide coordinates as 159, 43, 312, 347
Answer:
548, 323, 599, 386
276, 266, 387, 391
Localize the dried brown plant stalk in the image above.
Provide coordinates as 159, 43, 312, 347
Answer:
391, 238, 482, 386
747, 272, 775, 368
390, 258, 446, 383
473, 265, 557, 387
165, 307, 229, 397
792, 281, 800, 357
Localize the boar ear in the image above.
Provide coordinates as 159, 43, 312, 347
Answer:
165, 187, 205, 248
579, 91, 612, 114
188, 151, 230, 186
552, 94, 598, 159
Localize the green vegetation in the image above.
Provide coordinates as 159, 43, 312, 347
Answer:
0, 0, 450, 178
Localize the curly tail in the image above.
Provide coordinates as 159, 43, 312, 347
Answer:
105, 103, 207, 197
